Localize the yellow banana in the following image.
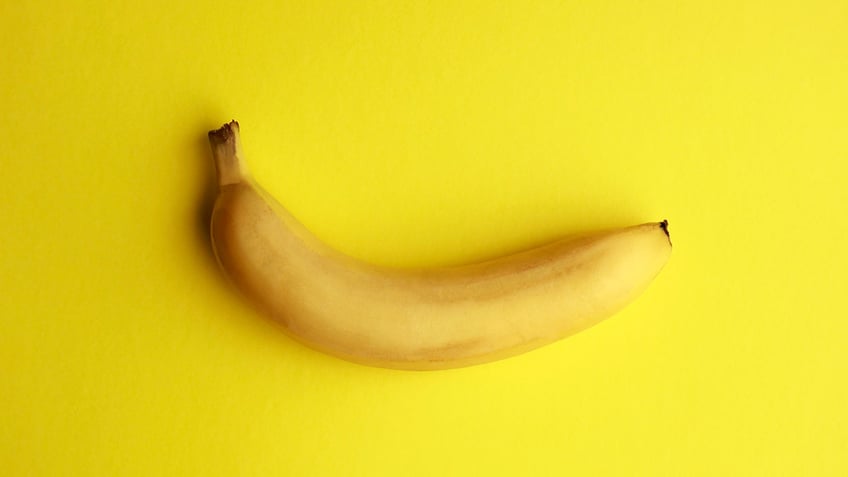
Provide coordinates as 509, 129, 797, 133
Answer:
208, 121, 671, 370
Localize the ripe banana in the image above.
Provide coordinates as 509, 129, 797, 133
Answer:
207, 120, 671, 370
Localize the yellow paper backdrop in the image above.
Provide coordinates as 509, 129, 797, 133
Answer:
2, 1, 846, 475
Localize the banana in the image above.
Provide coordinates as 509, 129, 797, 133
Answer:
207, 120, 671, 370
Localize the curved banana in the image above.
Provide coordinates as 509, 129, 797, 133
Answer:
207, 121, 671, 370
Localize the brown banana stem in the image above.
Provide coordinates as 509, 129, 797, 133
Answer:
208, 120, 249, 187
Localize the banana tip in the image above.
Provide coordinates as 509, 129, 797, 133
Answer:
208, 120, 240, 145
659, 219, 671, 246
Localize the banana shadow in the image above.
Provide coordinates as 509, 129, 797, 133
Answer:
190, 124, 220, 269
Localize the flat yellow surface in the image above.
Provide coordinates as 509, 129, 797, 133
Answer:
2, 1, 847, 475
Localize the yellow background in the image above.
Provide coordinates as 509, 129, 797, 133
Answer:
2, 1, 847, 475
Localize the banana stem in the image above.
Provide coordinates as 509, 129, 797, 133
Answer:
208, 120, 250, 187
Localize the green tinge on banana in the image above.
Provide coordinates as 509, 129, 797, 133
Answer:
207, 121, 671, 370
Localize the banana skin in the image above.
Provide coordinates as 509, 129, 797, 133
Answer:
207, 121, 671, 370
